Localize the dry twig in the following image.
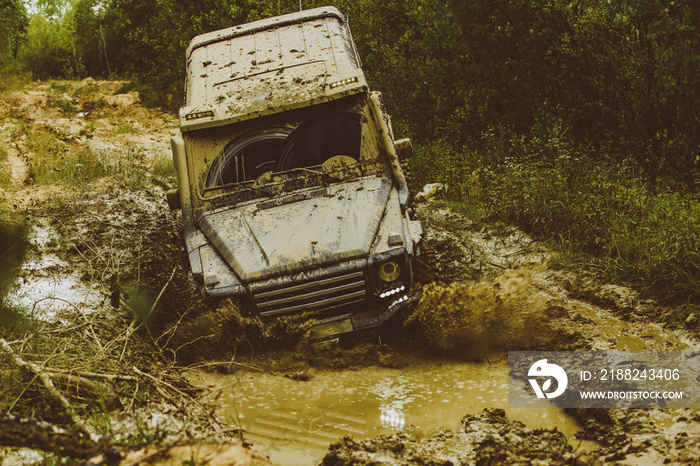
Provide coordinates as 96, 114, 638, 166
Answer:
0, 338, 71, 412
132, 366, 223, 430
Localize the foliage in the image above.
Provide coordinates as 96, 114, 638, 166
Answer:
0, 0, 28, 66
18, 11, 76, 79
9, 0, 699, 180
25, 130, 153, 189
413, 128, 700, 303
0, 71, 31, 92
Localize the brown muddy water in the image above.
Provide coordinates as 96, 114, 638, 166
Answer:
190, 360, 589, 465
6, 197, 699, 464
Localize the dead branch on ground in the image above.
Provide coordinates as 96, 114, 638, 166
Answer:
0, 338, 72, 413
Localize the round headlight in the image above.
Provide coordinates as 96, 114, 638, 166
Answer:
378, 261, 401, 282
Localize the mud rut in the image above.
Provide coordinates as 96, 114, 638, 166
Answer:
1, 80, 699, 465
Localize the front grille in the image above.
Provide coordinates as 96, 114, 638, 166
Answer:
253, 270, 367, 317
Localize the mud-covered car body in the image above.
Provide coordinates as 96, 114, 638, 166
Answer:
169, 7, 421, 337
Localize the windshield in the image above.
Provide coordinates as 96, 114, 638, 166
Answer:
187, 94, 389, 209
206, 112, 363, 188
206, 127, 292, 187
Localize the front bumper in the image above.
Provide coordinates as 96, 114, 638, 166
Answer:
308, 288, 420, 340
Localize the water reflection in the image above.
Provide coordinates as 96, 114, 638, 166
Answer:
374, 377, 411, 429
380, 408, 405, 429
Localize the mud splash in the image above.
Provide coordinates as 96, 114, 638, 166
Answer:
189, 203, 700, 465
405, 261, 584, 359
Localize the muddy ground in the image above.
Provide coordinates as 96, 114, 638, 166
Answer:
0, 80, 699, 465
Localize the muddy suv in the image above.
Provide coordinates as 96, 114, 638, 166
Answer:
168, 7, 422, 338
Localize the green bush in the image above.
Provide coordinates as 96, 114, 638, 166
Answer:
604, 188, 700, 300
412, 127, 700, 303
0, 72, 31, 92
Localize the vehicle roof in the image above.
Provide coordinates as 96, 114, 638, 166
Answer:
180, 6, 367, 132
186, 7, 346, 58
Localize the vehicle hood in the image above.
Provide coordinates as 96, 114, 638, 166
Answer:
198, 177, 392, 282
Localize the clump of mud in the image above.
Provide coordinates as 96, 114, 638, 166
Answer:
323, 434, 452, 466
322, 408, 597, 465
463, 408, 595, 465
405, 262, 579, 359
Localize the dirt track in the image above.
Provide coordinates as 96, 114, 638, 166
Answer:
1, 80, 699, 465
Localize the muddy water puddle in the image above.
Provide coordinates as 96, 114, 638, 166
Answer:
191, 361, 587, 465
5, 219, 109, 321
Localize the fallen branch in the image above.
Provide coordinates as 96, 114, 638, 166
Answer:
0, 414, 100, 459
49, 372, 120, 409
187, 360, 269, 374
132, 366, 223, 429
0, 338, 71, 411
132, 366, 190, 401
149, 266, 177, 319
49, 368, 137, 381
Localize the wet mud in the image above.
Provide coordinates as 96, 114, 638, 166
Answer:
187, 203, 700, 465
323, 408, 598, 466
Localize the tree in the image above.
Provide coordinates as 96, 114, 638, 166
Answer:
0, 0, 28, 65
19, 11, 75, 79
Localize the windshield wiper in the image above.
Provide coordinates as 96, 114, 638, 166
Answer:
293, 167, 326, 177
235, 184, 274, 197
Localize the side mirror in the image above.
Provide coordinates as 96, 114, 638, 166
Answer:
394, 138, 413, 161
167, 189, 181, 210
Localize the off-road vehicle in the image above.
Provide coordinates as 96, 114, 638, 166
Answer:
168, 6, 422, 338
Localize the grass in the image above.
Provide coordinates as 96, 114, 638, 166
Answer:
0, 72, 31, 93
152, 152, 177, 181
0, 170, 11, 190
412, 127, 700, 306
0, 143, 11, 189
49, 81, 70, 94
46, 82, 75, 115
23, 130, 167, 191
47, 94, 74, 115
115, 82, 136, 94
10, 118, 29, 140
111, 124, 138, 135
5, 112, 174, 193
